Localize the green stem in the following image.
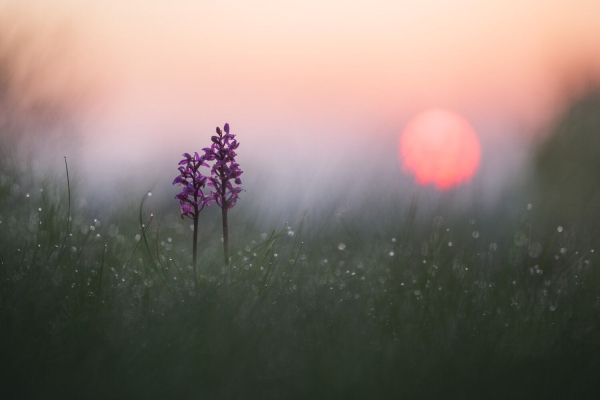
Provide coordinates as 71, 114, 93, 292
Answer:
221, 203, 229, 266
192, 210, 199, 288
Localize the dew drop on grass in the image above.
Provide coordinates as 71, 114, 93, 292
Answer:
338, 243, 346, 251
528, 243, 543, 258
287, 230, 295, 237
147, 192, 152, 197
108, 225, 119, 237
472, 231, 479, 239
527, 203, 533, 210
514, 231, 527, 246
389, 251, 394, 256
448, 242, 453, 247
391, 238, 396, 243
489, 243, 497, 251
557, 226, 563, 233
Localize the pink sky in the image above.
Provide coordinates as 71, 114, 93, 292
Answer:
95, 1, 600, 122
3, 0, 600, 200
7, 0, 600, 134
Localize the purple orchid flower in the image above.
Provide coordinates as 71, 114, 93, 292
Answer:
203, 123, 244, 210
173, 152, 212, 219
173, 151, 212, 286
203, 123, 244, 264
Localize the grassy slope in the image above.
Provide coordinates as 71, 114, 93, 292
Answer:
0, 160, 599, 399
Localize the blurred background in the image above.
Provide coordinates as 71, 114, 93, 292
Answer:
1, 0, 600, 227
2, 3, 600, 397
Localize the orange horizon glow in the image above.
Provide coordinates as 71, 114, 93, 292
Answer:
3, 0, 600, 135
2, 0, 599, 199
2, 0, 600, 182
399, 109, 481, 190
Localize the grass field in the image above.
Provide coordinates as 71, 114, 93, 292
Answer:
1, 157, 599, 399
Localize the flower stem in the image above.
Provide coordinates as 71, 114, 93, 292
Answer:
192, 209, 199, 288
221, 203, 229, 265
219, 162, 229, 265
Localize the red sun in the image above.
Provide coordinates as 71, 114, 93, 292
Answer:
399, 108, 481, 190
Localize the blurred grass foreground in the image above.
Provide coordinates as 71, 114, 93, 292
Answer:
2, 25, 600, 400
1, 112, 600, 399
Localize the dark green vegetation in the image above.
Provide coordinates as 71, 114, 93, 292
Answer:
1, 158, 599, 400
535, 89, 600, 225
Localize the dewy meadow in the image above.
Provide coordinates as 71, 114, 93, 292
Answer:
1, 1, 600, 399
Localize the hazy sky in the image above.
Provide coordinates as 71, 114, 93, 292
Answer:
2, 0, 600, 206
8, 0, 599, 124
57, 0, 600, 124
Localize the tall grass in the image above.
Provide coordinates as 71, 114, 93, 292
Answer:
0, 159, 599, 399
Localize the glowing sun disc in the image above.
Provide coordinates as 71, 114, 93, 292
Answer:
399, 108, 481, 190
